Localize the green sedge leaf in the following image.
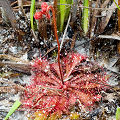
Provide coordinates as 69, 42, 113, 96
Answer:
59, 0, 73, 32
59, 0, 67, 32
116, 107, 120, 120
30, 0, 36, 30
4, 100, 21, 120
82, 0, 89, 35
113, 0, 120, 10
65, 0, 73, 20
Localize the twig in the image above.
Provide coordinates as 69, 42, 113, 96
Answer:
60, 13, 71, 51
98, 35, 120, 41
0, 78, 26, 91
10, 1, 18, 7
0, 61, 31, 74
0, 54, 29, 63
31, 29, 39, 43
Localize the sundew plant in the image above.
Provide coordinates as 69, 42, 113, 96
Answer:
21, 2, 109, 119
1, 0, 120, 120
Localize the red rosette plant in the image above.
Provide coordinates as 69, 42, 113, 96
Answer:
21, 52, 108, 116
21, 2, 109, 119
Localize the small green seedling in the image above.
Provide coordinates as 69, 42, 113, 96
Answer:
4, 100, 21, 120
116, 107, 120, 120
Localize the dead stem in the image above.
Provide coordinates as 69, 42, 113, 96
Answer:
60, 14, 71, 51
0, 54, 29, 63
0, 78, 26, 91
10, 0, 18, 6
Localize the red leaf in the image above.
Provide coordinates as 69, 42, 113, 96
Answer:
21, 52, 108, 116
63, 52, 86, 79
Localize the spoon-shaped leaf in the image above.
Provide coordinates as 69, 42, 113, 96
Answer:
4, 100, 21, 120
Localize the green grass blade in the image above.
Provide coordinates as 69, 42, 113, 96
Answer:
30, 0, 36, 30
4, 100, 21, 120
59, 0, 73, 32
82, 0, 89, 35
59, 0, 67, 32
113, 0, 120, 10
116, 107, 120, 120
65, 0, 73, 20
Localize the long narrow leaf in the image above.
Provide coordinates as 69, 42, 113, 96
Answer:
30, 0, 36, 30
59, 0, 67, 32
59, 0, 73, 32
65, 0, 73, 20
113, 0, 120, 10
4, 100, 21, 120
82, 0, 89, 35
116, 107, 120, 120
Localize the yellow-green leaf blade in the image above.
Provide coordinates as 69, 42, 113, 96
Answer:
82, 0, 89, 35
59, 0, 73, 32
113, 0, 120, 10
30, 0, 36, 30
4, 100, 21, 120
116, 107, 120, 120
59, 0, 67, 32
